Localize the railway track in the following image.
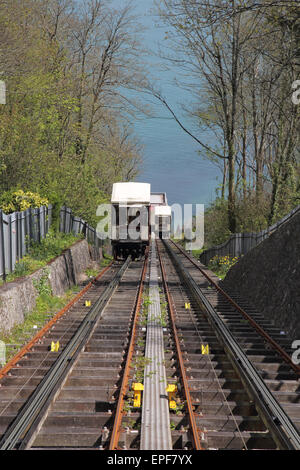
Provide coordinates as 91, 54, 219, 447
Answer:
0, 257, 147, 449
158, 239, 300, 450
0, 240, 299, 450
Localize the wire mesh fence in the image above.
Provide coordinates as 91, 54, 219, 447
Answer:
0, 206, 52, 279
200, 205, 300, 265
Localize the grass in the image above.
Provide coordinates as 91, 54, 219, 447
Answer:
207, 255, 240, 280
99, 253, 113, 267
191, 248, 204, 258
85, 267, 102, 278
0, 285, 79, 365
0, 229, 83, 286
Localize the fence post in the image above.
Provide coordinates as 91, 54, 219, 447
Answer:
24, 209, 29, 254
16, 212, 20, 262
28, 207, 32, 241
47, 205, 51, 232
8, 214, 12, 273
37, 207, 41, 244
69, 208, 73, 233
44, 206, 46, 237
20, 211, 23, 258
0, 210, 6, 282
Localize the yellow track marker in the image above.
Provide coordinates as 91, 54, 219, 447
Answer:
50, 341, 60, 352
166, 384, 178, 410
132, 383, 144, 408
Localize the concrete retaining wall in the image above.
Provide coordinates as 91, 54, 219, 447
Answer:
221, 210, 300, 341
0, 239, 93, 334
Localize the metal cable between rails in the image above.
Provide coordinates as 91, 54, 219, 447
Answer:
0, 257, 131, 450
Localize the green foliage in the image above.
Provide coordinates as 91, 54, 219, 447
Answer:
0, 1, 142, 226
132, 356, 152, 384
0, 230, 80, 285
11, 259, 31, 278
0, 286, 79, 364
85, 267, 100, 278
208, 255, 239, 280
203, 188, 300, 251
33, 269, 52, 297
204, 198, 232, 248
192, 248, 204, 258
0, 190, 49, 214
28, 228, 80, 262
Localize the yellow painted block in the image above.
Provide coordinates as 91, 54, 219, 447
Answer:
85, 300, 91, 307
169, 400, 177, 410
132, 382, 144, 391
133, 392, 142, 408
51, 341, 60, 352
166, 384, 177, 393
201, 344, 209, 355
185, 303, 190, 310
132, 383, 144, 408
167, 384, 178, 410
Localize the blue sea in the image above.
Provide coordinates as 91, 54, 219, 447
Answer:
115, 0, 221, 208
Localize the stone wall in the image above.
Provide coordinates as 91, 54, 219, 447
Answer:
221, 211, 300, 341
0, 239, 93, 333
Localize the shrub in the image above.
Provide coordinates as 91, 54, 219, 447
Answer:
0, 189, 49, 214
208, 254, 239, 279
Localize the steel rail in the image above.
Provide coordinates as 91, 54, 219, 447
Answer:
109, 249, 149, 450
156, 241, 203, 450
164, 240, 300, 450
0, 257, 130, 450
170, 240, 300, 376
0, 261, 114, 381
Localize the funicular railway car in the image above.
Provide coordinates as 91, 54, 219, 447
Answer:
111, 183, 172, 259
111, 182, 151, 260
150, 192, 172, 239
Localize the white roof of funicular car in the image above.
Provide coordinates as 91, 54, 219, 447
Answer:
111, 182, 151, 205
150, 193, 167, 205
155, 205, 172, 217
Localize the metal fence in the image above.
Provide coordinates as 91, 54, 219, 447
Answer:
0, 205, 52, 279
59, 206, 102, 252
200, 204, 300, 265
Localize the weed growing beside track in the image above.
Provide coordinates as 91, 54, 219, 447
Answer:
0, 285, 80, 364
